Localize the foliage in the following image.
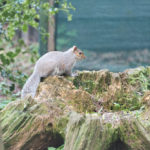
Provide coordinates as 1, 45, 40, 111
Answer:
48, 144, 64, 150
0, 39, 39, 108
0, 0, 75, 40
0, 0, 75, 106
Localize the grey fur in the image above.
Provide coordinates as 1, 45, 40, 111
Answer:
21, 46, 79, 99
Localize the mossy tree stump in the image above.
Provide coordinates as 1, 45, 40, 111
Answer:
1, 67, 150, 150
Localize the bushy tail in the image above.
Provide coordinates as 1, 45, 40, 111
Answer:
21, 72, 40, 99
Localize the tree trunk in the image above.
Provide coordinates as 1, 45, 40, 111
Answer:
38, 0, 49, 56
48, 0, 56, 51
39, 0, 56, 56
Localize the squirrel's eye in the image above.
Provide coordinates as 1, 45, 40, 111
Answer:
79, 52, 82, 55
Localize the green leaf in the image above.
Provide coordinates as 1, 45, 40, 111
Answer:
15, 48, 21, 56
0, 48, 4, 50
10, 83, 15, 91
0, 54, 10, 65
48, 148, 56, 150
113, 102, 121, 110
22, 24, 28, 32
67, 14, 72, 21
56, 144, 64, 150
6, 51, 15, 58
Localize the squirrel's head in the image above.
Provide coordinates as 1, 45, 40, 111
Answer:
72, 46, 86, 60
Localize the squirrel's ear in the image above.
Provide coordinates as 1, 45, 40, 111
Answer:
73, 46, 77, 52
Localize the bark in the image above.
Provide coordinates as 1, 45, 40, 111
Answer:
39, 0, 56, 56
48, 0, 56, 51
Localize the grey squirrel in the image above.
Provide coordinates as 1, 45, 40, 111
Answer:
21, 46, 86, 99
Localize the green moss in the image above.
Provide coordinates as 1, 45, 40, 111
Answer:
128, 67, 150, 92
72, 70, 148, 112
107, 123, 112, 129
54, 116, 69, 138
73, 71, 112, 96
54, 99, 66, 110
73, 76, 96, 94
67, 97, 95, 113
119, 120, 146, 149
111, 91, 142, 111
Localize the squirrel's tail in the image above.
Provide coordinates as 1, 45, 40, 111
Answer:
21, 72, 40, 99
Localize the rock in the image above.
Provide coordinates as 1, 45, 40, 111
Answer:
1, 67, 150, 150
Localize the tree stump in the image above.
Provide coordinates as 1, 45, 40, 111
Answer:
1, 67, 150, 150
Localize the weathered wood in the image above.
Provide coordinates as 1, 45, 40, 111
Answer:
65, 111, 150, 150
0, 76, 95, 150
1, 67, 150, 150
64, 67, 150, 150
0, 126, 4, 150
